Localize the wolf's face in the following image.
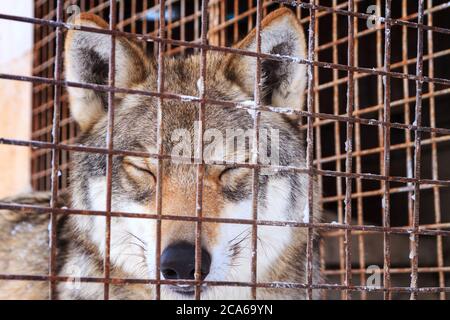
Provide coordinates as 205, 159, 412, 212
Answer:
65, 8, 317, 299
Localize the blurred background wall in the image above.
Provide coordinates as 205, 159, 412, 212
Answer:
0, 1, 33, 198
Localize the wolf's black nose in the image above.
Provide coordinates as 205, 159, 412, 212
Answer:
161, 242, 211, 280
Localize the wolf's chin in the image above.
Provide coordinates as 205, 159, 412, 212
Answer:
161, 286, 206, 300
170, 286, 195, 296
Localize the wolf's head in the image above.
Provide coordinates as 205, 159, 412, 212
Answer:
65, 8, 317, 299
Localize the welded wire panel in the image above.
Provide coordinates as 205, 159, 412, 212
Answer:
0, 0, 447, 300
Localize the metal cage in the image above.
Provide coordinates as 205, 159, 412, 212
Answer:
0, 0, 449, 300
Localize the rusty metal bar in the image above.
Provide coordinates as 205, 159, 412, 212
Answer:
48, 0, 64, 300
180, 0, 185, 54
219, 0, 225, 46
250, 0, 263, 300
155, 0, 166, 301
401, 1, 414, 260
0, 272, 449, 294
3, 200, 450, 237
426, 0, 446, 301
352, 0, 362, 299
410, 0, 425, 300
167, 1, 172, 52
330, 0, 345, 299
343, 0, 355, 300
233, 0, 238, 43
321, 182, 443, 204
103, 0, 117, 300
195, 0, 200, 52
352, 0, 367, 300
305, 0, 317, 301
382, 0, 392, 300
194, 0, 209, 301
323, 266, 450, 276
312, 0, 323, 299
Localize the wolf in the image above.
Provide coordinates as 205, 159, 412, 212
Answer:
0, 8, 322, 299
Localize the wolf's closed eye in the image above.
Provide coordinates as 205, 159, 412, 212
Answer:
218, 166, 251, 185
127, 163, 155, 177
219, 167, 238, 181
219, 155, 251, 182
123, 158, 156, 184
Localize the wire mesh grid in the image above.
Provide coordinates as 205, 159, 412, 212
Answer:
0, 0, 449, 299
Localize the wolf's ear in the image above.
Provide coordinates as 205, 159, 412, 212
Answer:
65, 13, 149, 131
226, 8, 307, 112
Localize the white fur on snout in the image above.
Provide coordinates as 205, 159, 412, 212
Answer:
206, 178, 294, 299
84, 178, 156, 279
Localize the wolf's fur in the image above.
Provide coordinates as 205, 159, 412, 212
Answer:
0, 8, 322, 299
0, 192, 67, 299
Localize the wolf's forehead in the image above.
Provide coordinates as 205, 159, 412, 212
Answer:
114, 104, 300, 167
117, 74, 254, 140
116, 102, 254, 150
